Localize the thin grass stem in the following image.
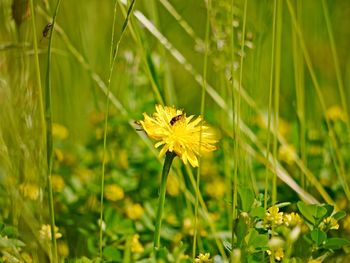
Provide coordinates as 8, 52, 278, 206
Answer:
321, 0, 350, 134
264, 0, 277, 210
192, 0, 210, 258
44, 0, 62, 261
99, 0, 136, 258
287, 0, 350, 201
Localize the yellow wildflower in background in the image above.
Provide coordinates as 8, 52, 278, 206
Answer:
264, 206, 284, 226
320, 217, 339, 231
326, 105, 347, 122
39, 224, 62, 240
104, 184, 124, 202
205, 180, 226, 199
51, 175, 65, 192
284, 212, 302, 227
131, 234, 144, 253
308, 259, 322, 263
138, 105, 217, 167
278, 144, 297, 165
195, 253, 212, 263
126, 203, 144, 220
57, 241, 69, 257
166, 173, 180, 197
267, 247, 284, 261
19, 183, 41, 201
52, 123, 69, 140
343, 215, 350, 232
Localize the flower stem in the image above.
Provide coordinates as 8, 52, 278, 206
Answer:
153, 151, 176, 253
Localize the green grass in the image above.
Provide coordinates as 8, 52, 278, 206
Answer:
1, 0, 350, 262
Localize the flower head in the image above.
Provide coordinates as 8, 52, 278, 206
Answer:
267, 247, 284, 261
39, 224, 62, 240
126, 202, 144, 220
19, 183, 41, 201
52, 123, 69, 140
284, 212, 302, 227
131, 234, 144, 253
326, 105, 347, 122
104, 184, 124, 202
195, 253, 212, 263
320, 216, 339, 231
138, 105, 217, 167
264, 206, 284, 226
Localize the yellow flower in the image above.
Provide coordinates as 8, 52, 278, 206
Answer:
274, 247, 284, 261
57, 241, 69, 257
126, 203, 144, 220
104, 184, 124, 202
138, 105, 218, 167
52, 123, 69, 140
343, 215, 350, 232
267, 248, 284, 261
51, 175, 65, 192
320, 217, 339, 231
284, 212, 302, 227
195, 253, 212, 263
278, 144, 297, 165
205, 180, 226, 199
166, 173, 180, 196
308, 259, 322, 263
264, 206, 284, 226
39, 224, 62, 240
19, 183, 41, 201
326, 105, 347, 122
131, 234, 144, 253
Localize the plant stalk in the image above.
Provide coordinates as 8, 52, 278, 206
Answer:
153, 151, 176, 253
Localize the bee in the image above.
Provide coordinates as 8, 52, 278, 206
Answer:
42, 22, 53, 38
170, 114, 184, 126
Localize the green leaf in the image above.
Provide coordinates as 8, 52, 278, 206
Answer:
310, 229, 327, 246
235, 215, 249, 248
332, 211, 346, 221
103, 246, 121, 261
297, 202, 315, 224
238, 187, 255, 212
322, 204, 334, 218
247, 229, 268, 251
323, 238, 350, 250
297, 202, 331, 225
250, 207, 265, 219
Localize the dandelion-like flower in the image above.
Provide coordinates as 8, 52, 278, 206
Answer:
138, 105, 217, 167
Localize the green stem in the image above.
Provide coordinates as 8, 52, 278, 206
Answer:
153, 152, 176, 253
99, 0, 136, 257
44, 0, 62, 262
264, 0, 277, 209
193, 0, 210, 258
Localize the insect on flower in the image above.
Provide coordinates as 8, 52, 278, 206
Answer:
169, 114, 184, 125
137, 105, 218, 167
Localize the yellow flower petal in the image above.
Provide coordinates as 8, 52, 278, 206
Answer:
139, 105, 218, 167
